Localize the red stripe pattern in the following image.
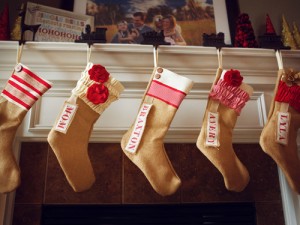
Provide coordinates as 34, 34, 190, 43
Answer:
146, 80, 186, 108
1, 64, 52, 110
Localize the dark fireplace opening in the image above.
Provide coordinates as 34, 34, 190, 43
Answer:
41, 202, 256, 225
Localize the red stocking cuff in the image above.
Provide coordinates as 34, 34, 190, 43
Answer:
275, 81, 300, 112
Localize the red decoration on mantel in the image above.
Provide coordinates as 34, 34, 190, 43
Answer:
234, 13, 258, 48
0, 3, 10, 40
266, 14, 276, 34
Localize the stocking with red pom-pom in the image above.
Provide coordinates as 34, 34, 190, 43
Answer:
197, 68, 253, 192
48, 63, 124, 192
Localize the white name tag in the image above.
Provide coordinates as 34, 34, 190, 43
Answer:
54, 103, 78, 134
205, 112, 220, 147
276, 112, 290, 145
125, 103, 153, 153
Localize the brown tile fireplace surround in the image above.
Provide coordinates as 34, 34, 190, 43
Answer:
12, 142, 284, 225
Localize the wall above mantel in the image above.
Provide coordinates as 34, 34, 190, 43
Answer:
0, 41, 300, 225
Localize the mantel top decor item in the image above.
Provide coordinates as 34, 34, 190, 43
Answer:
140, 31, 170, 47
292, 22, 300, 49
0, 3, 10, 40
281, 14, 297, 50
258, 14, 289, 50
234, 13, 258, 48
202, 32, 232, 48
73, 0, 238, 46
75, 24, 107, 45
24, 2, 94, 42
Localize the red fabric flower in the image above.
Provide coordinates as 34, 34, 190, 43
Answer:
86, 83, 109, 104
88, 64, 109, 83
224, 69, 243, 87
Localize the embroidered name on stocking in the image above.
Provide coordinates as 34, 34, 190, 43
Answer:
125, 103, 153, 153
54, 103, 78, 134
276, 112, 290, 145
205, 112, 220, 147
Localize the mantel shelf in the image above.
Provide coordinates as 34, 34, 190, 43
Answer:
1, 40, 300, 56
1, 41, 299, 86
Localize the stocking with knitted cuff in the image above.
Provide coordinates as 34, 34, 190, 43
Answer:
0, 63, 52, 193
121, 67, 193, 196
259, 68, 300, 194
197, 68, 253, 192
48, 63, 124, 192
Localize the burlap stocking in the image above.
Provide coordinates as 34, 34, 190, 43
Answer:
121, 67, 193, 196
48, 63, 124, 192
0, 63, 52, 193
197, 68, 253, 192
260, 68, 300, 194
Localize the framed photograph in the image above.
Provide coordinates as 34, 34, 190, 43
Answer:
24, 2, 94, 42
73, 0, 238, 46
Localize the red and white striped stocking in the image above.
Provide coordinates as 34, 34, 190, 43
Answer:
0, 63, 52, 193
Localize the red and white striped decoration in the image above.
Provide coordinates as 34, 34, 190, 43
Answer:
147, 80, 186, 108
1, 63, 52, 110
146, 68, 193, 108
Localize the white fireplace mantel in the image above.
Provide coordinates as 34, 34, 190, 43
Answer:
0, 41, 299, 225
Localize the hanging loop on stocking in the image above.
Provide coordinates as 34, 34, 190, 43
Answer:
87, 44, 92, 64
16, 43, 24, 64
275, 50, 289, 112
275, 50, 283, 70
217, 48, 223, 69
153, 45, 159, 68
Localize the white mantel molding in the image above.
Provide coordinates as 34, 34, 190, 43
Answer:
0, 41, 300, 225
1, 41, 300, 143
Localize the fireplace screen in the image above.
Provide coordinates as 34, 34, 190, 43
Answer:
42, 203, 256, 225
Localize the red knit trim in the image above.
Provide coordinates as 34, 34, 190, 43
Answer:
275, 81, 300, 112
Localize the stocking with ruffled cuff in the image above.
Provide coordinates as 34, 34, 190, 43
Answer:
197, 68, 253, 192
48, 63, 124, 192
260, 68, 300, 194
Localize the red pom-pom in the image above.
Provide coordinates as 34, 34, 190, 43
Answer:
223, 69, 243, 87
86, 83, 109, 104
88, 64, 109, 83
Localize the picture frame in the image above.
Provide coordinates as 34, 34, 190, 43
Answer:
24, 2, 94, 42
72, 0, 239, 46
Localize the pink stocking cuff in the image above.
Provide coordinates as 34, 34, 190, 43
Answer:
146, 67, 194, 108
209, 79, 250, 115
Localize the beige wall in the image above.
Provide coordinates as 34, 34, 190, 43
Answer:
238, 0, 300, 37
